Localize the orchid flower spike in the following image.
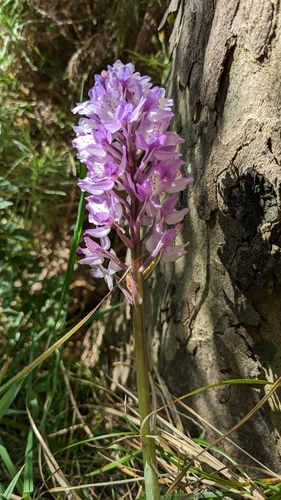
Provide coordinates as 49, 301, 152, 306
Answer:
73, 60, 193, 300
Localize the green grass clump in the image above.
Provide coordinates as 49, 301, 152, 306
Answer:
2, 340, 281, 500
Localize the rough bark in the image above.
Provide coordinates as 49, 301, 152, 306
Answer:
147, 0, 281, 472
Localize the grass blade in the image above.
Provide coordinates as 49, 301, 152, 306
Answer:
0, 382, 22, 420
56, 176, 86, 324
23, 425, 34, 495
0, 439, 23, 495
1, 466, 25, 500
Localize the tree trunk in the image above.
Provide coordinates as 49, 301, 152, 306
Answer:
147, 0, 281, 472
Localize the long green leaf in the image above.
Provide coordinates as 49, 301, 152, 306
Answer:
54, 80, 86, 324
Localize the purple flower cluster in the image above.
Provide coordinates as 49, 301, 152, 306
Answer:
72, 60, 192, 292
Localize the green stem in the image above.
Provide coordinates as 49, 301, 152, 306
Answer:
132, 248, 160, 499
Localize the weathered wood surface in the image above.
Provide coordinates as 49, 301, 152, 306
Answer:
147, 0, 281, 472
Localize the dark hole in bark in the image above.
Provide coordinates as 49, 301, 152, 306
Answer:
218, 167, 280, 292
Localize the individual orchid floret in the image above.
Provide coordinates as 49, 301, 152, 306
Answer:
86, 193, 123, 228
73, 60, 193, 295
